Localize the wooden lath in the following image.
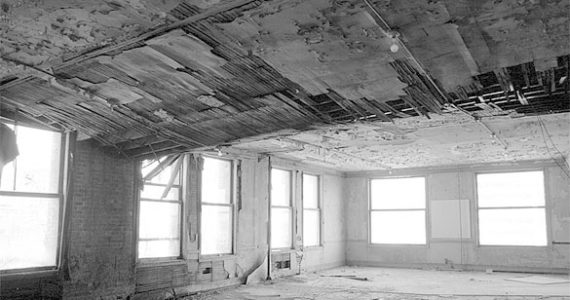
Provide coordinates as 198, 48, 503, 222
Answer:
451, 56, 570, 116
390, 59, 448, 116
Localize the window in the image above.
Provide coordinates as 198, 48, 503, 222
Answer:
271, 168, 293, 249
0, 121, 63, 271
303, 174, 320, 247
138, 156, 183, 259
369, 177, 426, 244
200, 157, 233, 255
477, 171, 547, 246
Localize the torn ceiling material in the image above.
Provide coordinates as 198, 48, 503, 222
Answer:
228, 112, 570, 172
0, 0, 568, 162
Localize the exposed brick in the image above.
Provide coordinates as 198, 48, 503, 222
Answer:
62, 140, 137, 299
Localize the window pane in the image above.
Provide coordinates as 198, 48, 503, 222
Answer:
0, 196, 59, 270
479, 208, 547, 246
371, 211, 426, 244
371, 177, 425, 209
303, 174, 319, 209
303, 210, 320, 247
477, 171, 545, 208
0, 161, 15, 191
271, 207, 292, 248
200, 205, 233, 255
138, 240, 180, 259
271, 169, 291, 206
139, 201, 180, 240
0, 125, 61, 193
141, 158, 180, 185
201, 157, 232, 204
140, 184, 180, 201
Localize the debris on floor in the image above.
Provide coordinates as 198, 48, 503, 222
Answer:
180, 266, 570, 300
505, 275, 570, 285
322, 274, 369, 281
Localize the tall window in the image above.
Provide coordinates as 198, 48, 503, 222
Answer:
477, 171, 547, 246
370, 177, 426, 244
271, 168, 293, 249
200, 157, 233, 255
303, 174, 320, 247
0, 121, 63, 271
138, 156, 183, 259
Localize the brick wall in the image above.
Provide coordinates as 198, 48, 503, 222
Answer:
1, 142, 345, 299
62, 140, 137, 299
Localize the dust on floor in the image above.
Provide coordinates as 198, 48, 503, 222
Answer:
183, 266, 570, 300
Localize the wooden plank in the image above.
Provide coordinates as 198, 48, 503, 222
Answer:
51, 0, 258, 71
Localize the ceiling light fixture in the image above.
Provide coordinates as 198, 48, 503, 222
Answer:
214, 147, 223, 157
390, 42, 399, 53
388, 30, 401, 53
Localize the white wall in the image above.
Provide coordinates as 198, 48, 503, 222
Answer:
344, 161, 570, 273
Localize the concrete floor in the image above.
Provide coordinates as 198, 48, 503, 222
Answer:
188, 266, 570, 300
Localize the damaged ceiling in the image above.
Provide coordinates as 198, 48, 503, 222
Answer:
227, 112, 570, 171
0, 0, 568, 168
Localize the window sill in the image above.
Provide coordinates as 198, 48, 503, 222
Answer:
303, 245, 324, 251
136, 258, 185, 268
368, 243, 428, 248
477, 244, 549, 248
199, 254, 236, 261
271, 248, 295, 253
0, 267, 58, 278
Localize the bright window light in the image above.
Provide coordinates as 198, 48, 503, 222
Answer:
370, 177, 426, 245
1, 124, 61, 193
0, 121, 63, 271
477, 171, 547, 246
200, 205, 232, 255
303, 174, 320, 247
271, 207, 292, 248
371, 177, 425, 210
271, 169, 291, 206
138, 156, 182, 259
271, 168, 292, 249
0, 196, 59, 270
200, 157, 233, 255
371, 211, 426, 244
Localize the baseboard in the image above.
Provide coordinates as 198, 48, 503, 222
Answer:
303, 261, 346, 273
346, 261, 570, 275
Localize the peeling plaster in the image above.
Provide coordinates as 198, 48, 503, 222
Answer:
232, 112, 570, 171
0, 0, 182, 66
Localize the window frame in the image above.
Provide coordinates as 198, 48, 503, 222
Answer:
368, 176, 428, 246
475, 169, 549, 247
270, 167, 295, 251
136, 156, 185, 262
0, 118, 67, 274
302, 172, 322, 248
198, 155, 236, 258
